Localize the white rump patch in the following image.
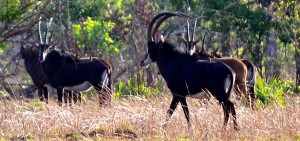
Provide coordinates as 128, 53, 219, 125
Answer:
65, 81, 92, 92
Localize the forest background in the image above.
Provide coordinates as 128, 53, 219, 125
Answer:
1, 0, 300, 140
0, 0, 299, 109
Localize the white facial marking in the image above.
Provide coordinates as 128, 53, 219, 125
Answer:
42, 50, 48, 61
189, 46, 196, 56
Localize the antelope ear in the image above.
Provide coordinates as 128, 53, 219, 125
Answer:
160, 35, 165, 42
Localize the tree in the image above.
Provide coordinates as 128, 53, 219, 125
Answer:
0, 0, 50, 43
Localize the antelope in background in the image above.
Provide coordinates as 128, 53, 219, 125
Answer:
180, 20, 255, 109
210, 47, 257, 109
20, 18, 82, 105
140, 12, 240, 131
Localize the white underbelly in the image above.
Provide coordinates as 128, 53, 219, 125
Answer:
65, 81, 92, 92
187, 91, 210, 100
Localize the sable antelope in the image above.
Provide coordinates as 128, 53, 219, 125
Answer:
42, 47, 112, 107
180, 21, 251, 109
140, 12, 240, 131
210, 49, 257, 109
20, 42, 82, 105
20, 42, 49, 103
197, 47, 250, 108
20, 18, 81, 104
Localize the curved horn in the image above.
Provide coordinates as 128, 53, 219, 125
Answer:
45, 18, 53, 44
38, 17, 43, 44
148, 12, 191, 42
152, 15, 175, 40
48, 28, 54, 45
186, 20, 190, 42
214, 45, 221, 53
192, 20, 197, 42
200, 32, 207, 52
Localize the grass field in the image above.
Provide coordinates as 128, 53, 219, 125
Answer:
0, 94, 299, 140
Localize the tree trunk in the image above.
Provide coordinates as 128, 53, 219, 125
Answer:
295, 48, 300, 93
218, 33, 231, 57
264, 30, 280, 80
146, 66, 154, 87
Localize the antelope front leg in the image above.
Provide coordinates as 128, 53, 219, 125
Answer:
164, 95, 180, 128
179, 97, 191, 127
42, 86, 48, 104
57, 88, 63, 107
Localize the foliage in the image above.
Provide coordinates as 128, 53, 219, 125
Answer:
22, 102, 45, 112
114, 71, 162, 98
0, 0, 21, 21
72, 17, 119, 55
0, 42, 7, 54
255, 75, 287, 106
0, 0, 50, 43
0, 0, 299, 106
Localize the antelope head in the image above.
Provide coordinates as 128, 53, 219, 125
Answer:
37, 17, 62, 61
140, 12, 191, 68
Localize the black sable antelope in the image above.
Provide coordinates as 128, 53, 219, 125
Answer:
140, 12, 240, 130
41, 46, 113, 107
179, 23, 251, 109
20, 42, 49, 103
20, 42, 81, 105
20, 18, 82, 105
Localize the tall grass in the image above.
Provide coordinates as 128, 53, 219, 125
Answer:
0, 93, 299, 140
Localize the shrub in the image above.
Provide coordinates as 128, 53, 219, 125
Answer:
114, 71, 162, 98
255, 75, 286, 106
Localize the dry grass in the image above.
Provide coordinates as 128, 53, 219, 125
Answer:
0, 94, 300, 141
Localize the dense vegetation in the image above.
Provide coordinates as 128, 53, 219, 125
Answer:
0, 0, 299, 104
0, 0, 299, 103
0, 0, 299, 140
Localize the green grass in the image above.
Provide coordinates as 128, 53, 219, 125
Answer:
255, 75, 286, 106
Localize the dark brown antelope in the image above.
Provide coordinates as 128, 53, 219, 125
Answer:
140, 12, 240, 131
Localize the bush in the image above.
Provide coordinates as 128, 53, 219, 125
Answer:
114, 71, 162, 98
255, 75, 288, 106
